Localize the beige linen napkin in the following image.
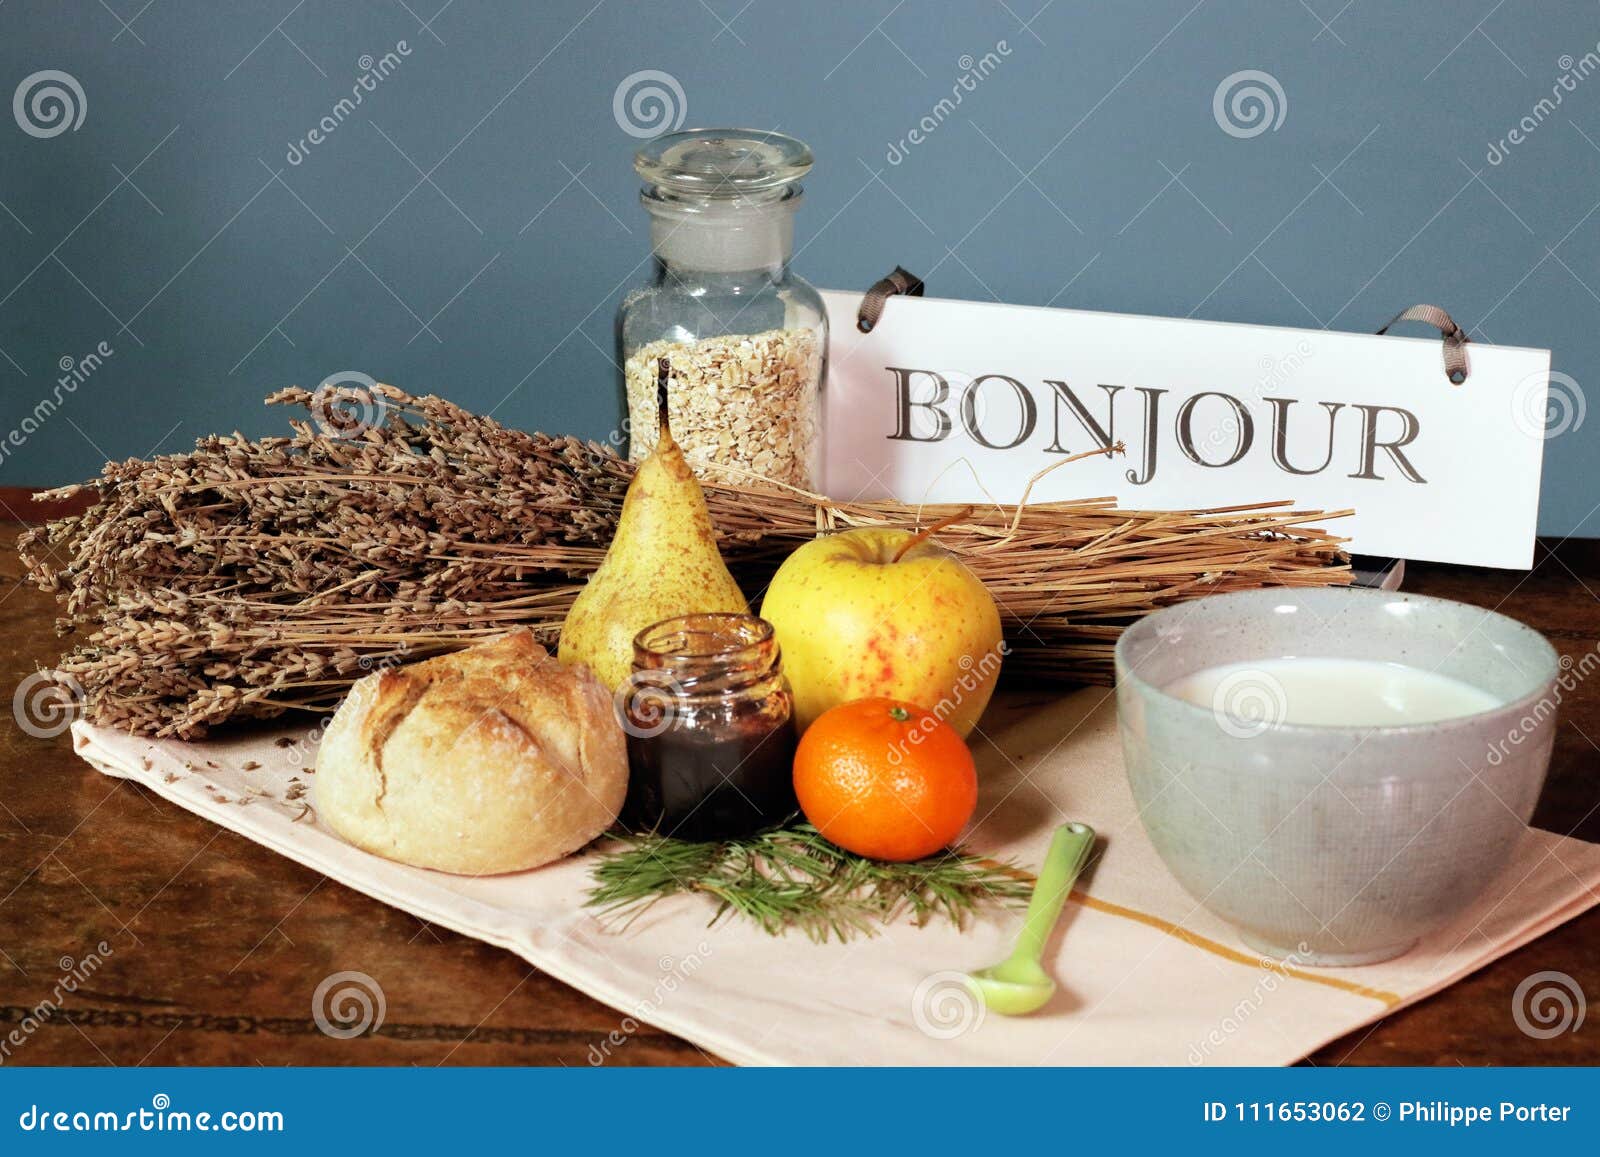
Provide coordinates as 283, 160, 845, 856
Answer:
71, 687, 1600, 1066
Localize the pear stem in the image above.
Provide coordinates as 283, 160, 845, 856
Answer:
891, 505, 975, 563
656, 357, 673, 442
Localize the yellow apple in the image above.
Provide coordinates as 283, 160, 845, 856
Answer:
759, 528, 1004, 737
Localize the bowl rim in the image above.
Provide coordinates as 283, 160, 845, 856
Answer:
1113, 586, 1562, 737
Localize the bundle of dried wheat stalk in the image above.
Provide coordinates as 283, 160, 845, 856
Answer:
19, 384, 1350, 738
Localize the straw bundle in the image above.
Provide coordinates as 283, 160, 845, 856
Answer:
19, 384, 1350, 738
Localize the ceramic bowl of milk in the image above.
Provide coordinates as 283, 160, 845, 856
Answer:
1115, 587, 1559, 966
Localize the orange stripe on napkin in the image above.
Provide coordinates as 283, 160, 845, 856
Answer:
1068, 891, 1402, 1007
973, 857, 1400, 1007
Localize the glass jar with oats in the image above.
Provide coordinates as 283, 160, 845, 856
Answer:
620, 129, 826, 490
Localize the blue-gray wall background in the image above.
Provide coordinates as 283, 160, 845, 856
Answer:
2, 0, 1597, 535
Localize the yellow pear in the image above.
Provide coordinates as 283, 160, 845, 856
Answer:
558, 359, 747, 688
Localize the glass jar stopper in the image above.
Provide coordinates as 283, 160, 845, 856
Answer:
635, 129, 814, 201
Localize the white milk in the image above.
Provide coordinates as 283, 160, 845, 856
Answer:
1164, 657, 1502, 727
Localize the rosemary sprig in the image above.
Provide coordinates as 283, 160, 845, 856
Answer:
586, 823, 1034, 944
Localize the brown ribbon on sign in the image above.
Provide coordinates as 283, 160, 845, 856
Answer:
1377, 304, 1471, 385
857, 265, 924, 332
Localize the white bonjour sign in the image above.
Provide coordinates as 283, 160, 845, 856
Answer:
820, 291, 1552, 569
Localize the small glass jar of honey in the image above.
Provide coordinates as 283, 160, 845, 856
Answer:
620, 613, 797, 840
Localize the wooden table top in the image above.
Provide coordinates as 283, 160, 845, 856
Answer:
3, 516, 1597, 1067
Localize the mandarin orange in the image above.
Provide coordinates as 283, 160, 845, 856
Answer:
792, 697, 977, 862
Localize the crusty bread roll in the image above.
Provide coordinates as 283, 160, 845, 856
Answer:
315, 629, 626, 874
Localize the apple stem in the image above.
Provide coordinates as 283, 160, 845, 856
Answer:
891, 505, 976, 563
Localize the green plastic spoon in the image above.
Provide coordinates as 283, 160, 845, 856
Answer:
965, 821, 1097, 1016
